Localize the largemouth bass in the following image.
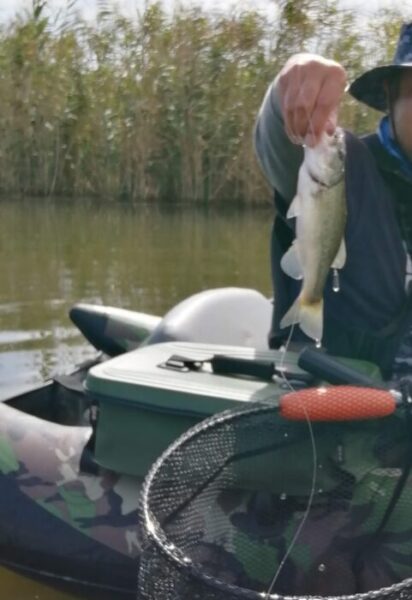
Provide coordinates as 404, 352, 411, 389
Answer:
280, 128, 347, 342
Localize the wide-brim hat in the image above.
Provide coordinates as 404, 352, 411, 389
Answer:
349, 22, 412, 112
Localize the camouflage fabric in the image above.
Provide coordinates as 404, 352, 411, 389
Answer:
0, 398, 144, 596
2, 382, 412, 598
0, 401, 143, 557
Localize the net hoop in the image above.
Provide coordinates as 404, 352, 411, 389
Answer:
140, 403, 412, 600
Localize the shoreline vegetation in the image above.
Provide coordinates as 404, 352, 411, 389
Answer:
0, 0, 405, 203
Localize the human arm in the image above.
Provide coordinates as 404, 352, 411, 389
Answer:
254, 81, 303, 201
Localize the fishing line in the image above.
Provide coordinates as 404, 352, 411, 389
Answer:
264, 322, 318, 600
264, 105, 324, 597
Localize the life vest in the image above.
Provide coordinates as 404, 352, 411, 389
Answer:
270, 131, 412, 379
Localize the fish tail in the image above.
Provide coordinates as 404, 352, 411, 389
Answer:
280, 295, 323, 342
299, 298, 323, 342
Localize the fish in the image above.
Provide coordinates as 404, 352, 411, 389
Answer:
280, 127, 347, 342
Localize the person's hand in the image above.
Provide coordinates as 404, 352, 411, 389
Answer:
275, 53, 347, 147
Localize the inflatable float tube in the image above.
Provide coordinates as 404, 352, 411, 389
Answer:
0, 288, 381, 598
0, 288, 274, 597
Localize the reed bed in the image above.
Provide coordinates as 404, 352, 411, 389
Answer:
0, 0, 405, 203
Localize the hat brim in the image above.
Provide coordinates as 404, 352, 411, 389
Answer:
349, 64, 412, 112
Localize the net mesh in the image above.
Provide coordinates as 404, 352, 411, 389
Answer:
138, 401, 412, 600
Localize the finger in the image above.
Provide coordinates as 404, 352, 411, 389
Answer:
278, 60, 318, 143
290, 77, 322, 143
279, 72, 305, 143
282, 64, 328, 143
307, 110, 337, 146
284, 107, 305, 144
308, 72, 346, 144
325, 108, 338, 135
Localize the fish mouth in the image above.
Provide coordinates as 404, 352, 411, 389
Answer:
307, 166, 344, 188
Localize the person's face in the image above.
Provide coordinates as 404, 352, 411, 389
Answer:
392, 70, 412, 159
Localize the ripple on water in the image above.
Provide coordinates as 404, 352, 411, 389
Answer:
0, 330, 51, 345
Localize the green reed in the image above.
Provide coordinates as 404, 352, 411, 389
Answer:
0, 0, 404, 203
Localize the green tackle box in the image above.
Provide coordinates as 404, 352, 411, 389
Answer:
85, 341, 381, 479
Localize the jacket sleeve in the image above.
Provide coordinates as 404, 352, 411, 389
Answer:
253, 81, 303, 203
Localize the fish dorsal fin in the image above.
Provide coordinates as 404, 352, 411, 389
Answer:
286, 194, 301, 219
331, 238, 346, 269
281, 240, 303, 280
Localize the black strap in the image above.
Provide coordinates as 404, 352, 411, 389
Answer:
159, 354, 314, 385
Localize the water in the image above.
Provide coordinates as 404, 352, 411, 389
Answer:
0, 197, 273, 598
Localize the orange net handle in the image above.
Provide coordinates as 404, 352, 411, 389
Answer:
280, 386, 396, 421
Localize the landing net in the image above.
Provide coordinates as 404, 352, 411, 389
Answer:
138, 399, 412, 600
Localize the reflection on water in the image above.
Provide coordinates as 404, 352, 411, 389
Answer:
0, 197, 273, 598
0, 198, 273, 394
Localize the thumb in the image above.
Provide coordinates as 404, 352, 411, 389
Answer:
325, 108, 338, 135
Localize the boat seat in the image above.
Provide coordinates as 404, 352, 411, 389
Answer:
145, 287, 272, 349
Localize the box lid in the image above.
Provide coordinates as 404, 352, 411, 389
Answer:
85, 342, 303, 415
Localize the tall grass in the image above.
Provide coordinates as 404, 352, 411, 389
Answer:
0, 0, 405, 203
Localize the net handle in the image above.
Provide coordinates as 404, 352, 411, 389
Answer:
280, 386, 397, 421
298, 346, 382, 387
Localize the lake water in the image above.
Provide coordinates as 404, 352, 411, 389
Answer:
0, 198, 273, 598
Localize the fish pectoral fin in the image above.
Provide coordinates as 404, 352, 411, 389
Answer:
280, 240, 303, 280
331, 238, 346, 269
286, 194, 301, 219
